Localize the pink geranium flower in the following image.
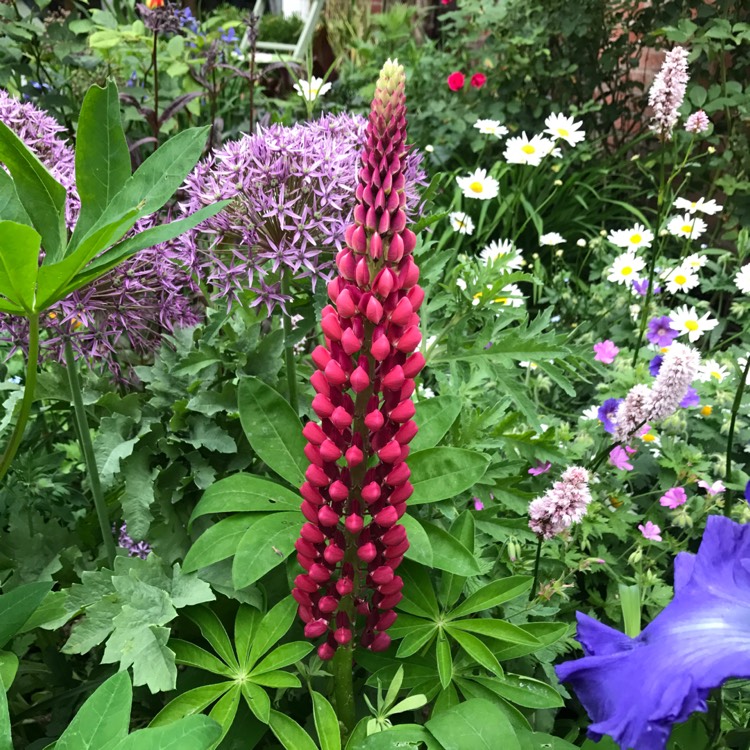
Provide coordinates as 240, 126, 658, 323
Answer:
638, 520, 662, 542
593, 340, 619, 364
659, 487, 687, 509
447, 71, 465, 91
697, 479, 725, 496
529, 460, 552, 476
472, 497, 484, 511
609, 445, 636, 471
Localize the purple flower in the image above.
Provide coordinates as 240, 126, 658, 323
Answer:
556, 516, 750, 750
593, 340, 619, 364
609, 445, 635, 471
648, 46, 690, 139
745, 481, 750, 504
679, 386, 700, 408
647, 316, 679, 347
697, 480, 725, 496
598, 398, 623, 434
685, 110, 709, 134
638, 520, 663, 541
648, 355, 663, 377
632, 279, 661, 297
118, 523, 152, 559
528, 466, 592, 540
472, 497, 484, 511
659, 487, 687, 509
528, 460, 552, 476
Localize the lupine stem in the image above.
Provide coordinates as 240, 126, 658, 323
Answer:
64, 340, 116, 565
723, 356, 750, 517
281, 272, 299, 413
0, 314, 41, 484
332, 645, 356, 741
529, 537, 543, 601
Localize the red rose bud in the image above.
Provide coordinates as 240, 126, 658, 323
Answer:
304, 619, 330, 638
370, 632, 392, 652
318, 642, 336, 661
350, 366, 370, 392
470, 72, 487, 89
317, 506, 340, 527
357, 542, 378, 562
447, 71, 465, 91
345, 514, 364, 534
374, 505, 399, 527
345, 445, 364, 467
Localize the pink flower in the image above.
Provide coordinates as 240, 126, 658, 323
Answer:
609, 445, 635, 471
472, 497, 484, 511
697, 479, 725, 496
638, 521, 662, 542
447, 71, 465, 91
659, 487, 687, 509
685, 110, 709, 134
593, 340, 620, 364
528, 466, 592, 540
529, 460, 552, 476
470, 73, 487, 89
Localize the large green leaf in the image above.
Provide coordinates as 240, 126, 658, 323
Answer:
268, 710, 318, 750
450, 619, 540, 646
183, 606, 238, 670
242, 681, 270, 724
238, 377, 306, 487
400, 512, 433, 567
0, 220, 41, 313
56, 671, 132, 750
183, 515, 256, 573
0, 119, 66, 262
410, 396, 462, 452
232, 512, 301, 589
361, 726, 440, 749
151, 683, 232, 728
471, 674, 563, 709
170, 639, 235, 678
399, 562, 440, 619
439, 512, 475, 609
419, 520, 481, 576
447, 577, 532, 620
446, 628, 503, 676
75, 81, 131, 239
190, 474, 301, 527
436, 632, 452, 689
0, 168, 32, 225
0, 581, 53, 649
409, 448, 490, 505
251, 642, 313, 675
0, 674, 9, 749
113, 715, 221, 750
311, 691, 341, 750
207, 685, 240, 746
0, 652, 18, 690
246, 596, 297, 668
425, 698, 520, 750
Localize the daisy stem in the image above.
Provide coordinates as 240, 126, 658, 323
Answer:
723, 355, 750, 517
529, 537, 543, 601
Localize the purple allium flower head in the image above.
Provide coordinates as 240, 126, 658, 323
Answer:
593, 339, 619, 364
660, 487, 687, 509
649, 355, 663, 377
685, 110, 710, 134
528, 466, 592, 540
118, 523, 152, 559
647, 316, 679, 347
556, 516, 750, 750
679, 386, 700, 408
178, 113, 426, 315
648, 342, 701, 422
0, 90, 200, 381
598, 398, 622, 434
648, 46, 690, 139
528, 460, 552, 476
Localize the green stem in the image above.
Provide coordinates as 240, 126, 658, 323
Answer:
332, 645, 356, 742
723, 356, 750, 518
529, 537, 543, 601
151, 30, 160, 145
64, 340, 116, 565
0, 314, 41, 484
280, 273, 298, 414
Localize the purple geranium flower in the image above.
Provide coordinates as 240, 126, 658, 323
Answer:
598, 398, 623, 434
680, 387, 700, 408
649, 355, 663, 377
528, 460, 552, 476
632, 279, 661, 297
647, 316, 679, 347
556, 516, 750, 750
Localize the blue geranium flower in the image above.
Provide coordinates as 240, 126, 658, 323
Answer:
556, 515, 750, 750
597, 398, 622, 434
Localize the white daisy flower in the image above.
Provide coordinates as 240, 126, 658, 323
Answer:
629, 304, 641, 321
503, 132, 557, 166
539, 232, 565, 246
456, 168, 500, 200
661, 265, 700, 294
492, 283, 524, 307
684, 252, 708, 270
474, 119, 509, 138
543, 113, 586, 146
607, 252, 646, 284
666, 214, 708, 239
425, 144, 434, 153
606, 223, 654, 250
673, 197, 723, 215
669, 304, 719, 342
449, 212, 475, 235
480, 239, 523, 269
456, 278, 467, 291
697, 359, 730, 383
734, 264, 750, 294
293, 77, 332, 102
519, 361, 538, 370
581, 406, 600, 420
417, 385, 436, 399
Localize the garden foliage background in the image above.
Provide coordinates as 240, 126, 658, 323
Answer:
0, 0, 749, 748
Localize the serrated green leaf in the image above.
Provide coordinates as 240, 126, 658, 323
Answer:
104, 624, 177, 693
409, 448, 490, 505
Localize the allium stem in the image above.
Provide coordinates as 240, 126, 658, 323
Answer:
281, 272, 299, 414
64, 340, 116, 564
332, 645, 356, 741
529, 536, 543, 601
723, 356, 750, 517
0, 314, 40, 484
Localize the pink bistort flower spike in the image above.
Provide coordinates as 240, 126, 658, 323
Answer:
613, 384, 651, 444
647, 342, 701, 422
648, 46, 690, 139
293, 59, 423, 660
528, 466, 592, 540
685, 110, 710, 134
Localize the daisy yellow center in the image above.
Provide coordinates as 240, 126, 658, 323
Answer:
690, 202, 697, 209
621, 265, 633, 276
473, 292, 483, 299
521, 144, 536, 155
469, 181, 484, 193
630, 233, 642, 244
682, 224, 693, 234
642, 433, 656, 442
710, 370, 722, 380
685, 320, 699, 331
674, 274, 687, 285
494, 297, 508, 304
701, 405, 713, 416
557, 127, 569, 136
456, 221, 465, 229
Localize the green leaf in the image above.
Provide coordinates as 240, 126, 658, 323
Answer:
436, 632, 452, 689
247, 596, 297, 668
0, 674, 9, 750
384, 665, 404, 710
439, 512, 475, 609
425, 698, 520, 750
56, 671, 132, 750
311, 691, 341, 750
248, 670, 301, 689
113, 715, 221, 750
409, 448, 490, 505
0, 169, 32, 226
75, 81, 131, 239
360, 726, 440, 749
410, 396, 462, 451
399, 562, 440, 619
183, 515, 254, 573
0, 580, 53, 648
388, 695, 429, 716
207, 685, 240, 746
238, 377, 306, 487
268, 710, 318, 750
0, 220, 41, 313
449, 619, 540, 646
493, 623, 568, 661
170, 639, 235, 677
400, 512, 433, 567
105, 624, 177, 693
0, 119, 66, 262
0, 653, 18, 690
447, 577, 532, 620
234, 605, 261, 667
517, 730, 579, 750
472, 674, 563, 709
151, 683, 232, 728
395, 623, 437, 658
232, 512, 301, 589
445, 627, 503, 676
251, 641, 313, 675
189, 474, 301, 527
242, 682, 270, 724
183, 606, 238, 670
419, 520, 481, 576
619, 582, 641, 637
